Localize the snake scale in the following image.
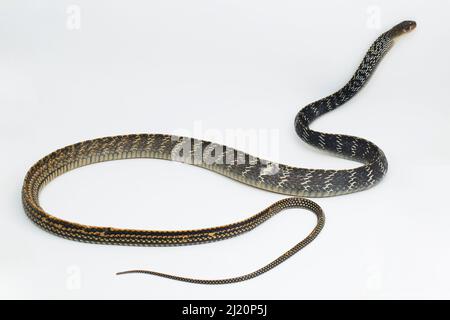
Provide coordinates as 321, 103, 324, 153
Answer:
22, 21, 416, 284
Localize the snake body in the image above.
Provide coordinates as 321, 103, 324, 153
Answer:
22, 21, 416, 284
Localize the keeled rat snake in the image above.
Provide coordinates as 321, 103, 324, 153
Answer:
22, 21, 416, 284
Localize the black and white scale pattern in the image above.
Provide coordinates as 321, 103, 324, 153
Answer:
21, 21, 416, 284
24, 24, 412, 202
165, 30, 399, 197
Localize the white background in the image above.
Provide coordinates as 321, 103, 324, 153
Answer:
1, 0, 449, 299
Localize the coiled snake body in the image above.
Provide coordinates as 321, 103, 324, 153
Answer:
22, 21, 416, 284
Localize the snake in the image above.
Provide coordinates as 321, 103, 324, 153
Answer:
21, 21, 416, 285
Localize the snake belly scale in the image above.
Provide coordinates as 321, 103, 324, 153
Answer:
21, 21, 416, 284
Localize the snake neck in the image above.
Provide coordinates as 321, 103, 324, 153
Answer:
294, 31, 394, 166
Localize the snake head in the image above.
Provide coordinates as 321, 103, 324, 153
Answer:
387, 20, 417, 38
